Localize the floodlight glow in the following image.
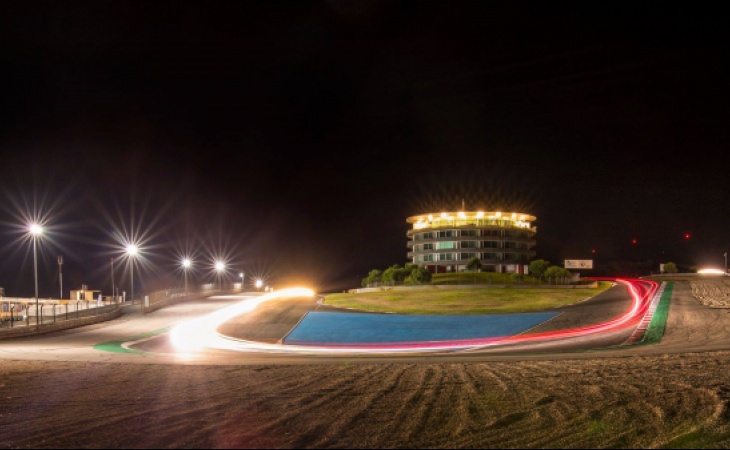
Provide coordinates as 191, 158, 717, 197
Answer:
255, 278, 263, 289
29, 224, 43, 235
239, 272, 244, 278
183, 259, 191, 268
458, 211, 466, 219
215, 261, 225, 272
126, 244, 138, 256
698, 268, 725, 275
476, 211, 484, 218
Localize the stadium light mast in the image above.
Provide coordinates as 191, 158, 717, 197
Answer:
29, 224, 43, 331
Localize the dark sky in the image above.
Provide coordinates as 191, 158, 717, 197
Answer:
1, 1, 729, 296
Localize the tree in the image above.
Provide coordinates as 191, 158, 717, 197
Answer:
382, 264, 409, 285
663, 262, 678, 274
529, 259, 551, 278
545, 265, 572, 283
361, 269, 383, 287
406, 267, 432, 285
466, 256, 482, 272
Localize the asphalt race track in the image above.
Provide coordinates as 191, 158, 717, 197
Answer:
3, 277, 728, 365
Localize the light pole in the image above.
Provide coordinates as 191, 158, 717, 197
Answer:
58, 255, 63, 300
183, 258, 191, 296
110, 257, 114, 302
30, 224, 42, 331
126, 244, 138, 304
239, 272, 244, 291
215, 261, 225, 290
725, 252, 727, 275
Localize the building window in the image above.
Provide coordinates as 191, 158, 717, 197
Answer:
482, 241, 499, 248
438, 253, 454, 261
436, 241, 457, 250
438, 230, 457, 238
482, 252, 499, 260
484, 229, 502, 237
460, 253, 479, 261
460, 241, 478, 249
461, 229, 479, 237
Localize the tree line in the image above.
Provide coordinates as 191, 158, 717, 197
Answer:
361, 264, 432, 287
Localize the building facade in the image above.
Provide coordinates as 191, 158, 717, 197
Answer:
407, 211, 537, 273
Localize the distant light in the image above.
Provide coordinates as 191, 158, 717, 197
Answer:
496, 212, 502, 218
183, 259, 191, 268
698, 268, 725, 275
632, 239, 637, 245
441, 212, 447, 218
126, 244, 138, 256
29, 224, 43, 235
685, 233, 691, 239
592, 249, 596, 253
476, 211, 484, 218
215, 261, 225, 272
255, 278, 263, 289
239, 272, 244, 278
428, 214, 433, 221
458, 212, 466, 219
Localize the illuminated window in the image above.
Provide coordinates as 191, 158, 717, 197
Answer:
436, 241, 457, 250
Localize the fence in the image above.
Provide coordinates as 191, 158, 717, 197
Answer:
0, 297, 122, 331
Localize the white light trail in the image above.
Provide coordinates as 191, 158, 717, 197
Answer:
169, 279, 659, 356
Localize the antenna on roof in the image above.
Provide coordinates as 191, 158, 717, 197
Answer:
462, 198, 465, 210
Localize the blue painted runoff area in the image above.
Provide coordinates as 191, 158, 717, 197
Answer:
283, 311, 559, 345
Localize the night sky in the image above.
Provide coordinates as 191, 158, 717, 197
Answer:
1, 1, 728, 296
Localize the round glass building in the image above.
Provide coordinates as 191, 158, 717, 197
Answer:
407, 211, 537, 274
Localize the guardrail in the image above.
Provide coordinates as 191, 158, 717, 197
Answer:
0, 298, 123, 336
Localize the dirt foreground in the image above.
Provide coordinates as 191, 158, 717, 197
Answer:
1, 354, 730, 449
1, 279, 730, 449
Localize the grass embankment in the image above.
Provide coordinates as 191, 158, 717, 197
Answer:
323, 282, 612, 315
432, 272, 535, 285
